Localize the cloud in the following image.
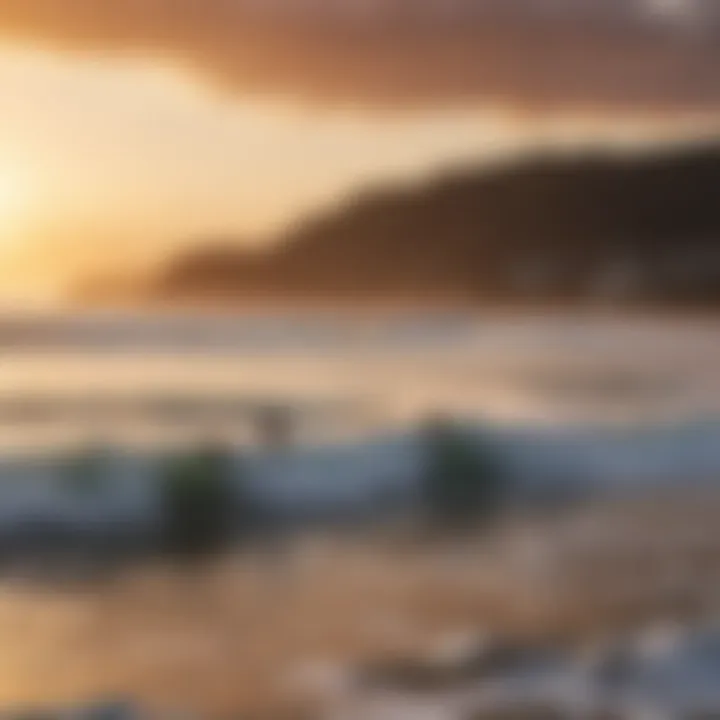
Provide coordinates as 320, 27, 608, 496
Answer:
0, 0, 718, 110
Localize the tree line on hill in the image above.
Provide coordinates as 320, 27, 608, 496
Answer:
146, 142, 720, 308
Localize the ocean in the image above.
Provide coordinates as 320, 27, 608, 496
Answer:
0, 309, 719, 716
0, 310, 718, 514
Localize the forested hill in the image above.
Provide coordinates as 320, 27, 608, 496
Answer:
155, 143, 720, 307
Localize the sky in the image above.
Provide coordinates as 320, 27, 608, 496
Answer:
0, 0, 717, 302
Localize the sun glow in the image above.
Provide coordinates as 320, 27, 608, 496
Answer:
0, 166, 32, 245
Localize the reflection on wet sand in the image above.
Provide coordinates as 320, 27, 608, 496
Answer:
1, 493, 720, 717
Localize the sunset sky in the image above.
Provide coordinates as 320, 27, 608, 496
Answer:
0, 0, 717, 302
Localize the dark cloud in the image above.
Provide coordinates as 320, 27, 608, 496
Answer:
0, 0, 718, 110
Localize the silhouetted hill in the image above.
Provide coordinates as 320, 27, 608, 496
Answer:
157, 144, 720, 307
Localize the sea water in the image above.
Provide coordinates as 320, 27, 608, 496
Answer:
0, 310, 718, 522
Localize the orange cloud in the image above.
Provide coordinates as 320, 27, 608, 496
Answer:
0, 0, 717, 110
